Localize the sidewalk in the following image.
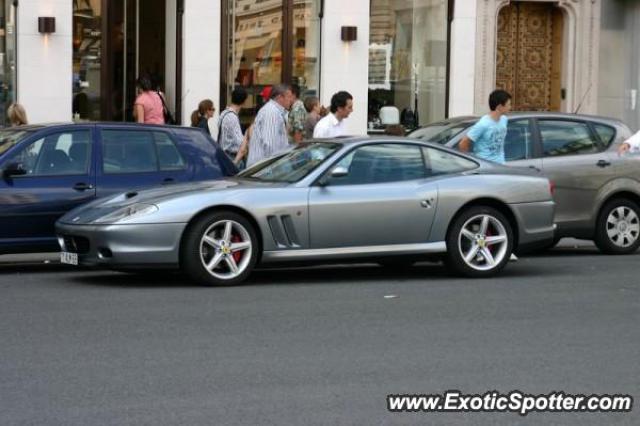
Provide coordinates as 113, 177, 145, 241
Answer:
0, 253, 60, 265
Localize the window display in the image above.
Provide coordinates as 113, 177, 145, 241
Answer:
368, 0, 448, 130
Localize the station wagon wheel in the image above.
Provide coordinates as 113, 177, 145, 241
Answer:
445, 206, 514, 278
181, 211, 258, 286
595, 198, 640, 255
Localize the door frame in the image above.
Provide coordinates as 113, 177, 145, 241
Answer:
99, 0, 183, 122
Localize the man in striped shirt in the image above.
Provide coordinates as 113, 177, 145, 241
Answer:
246, 84, 295, 167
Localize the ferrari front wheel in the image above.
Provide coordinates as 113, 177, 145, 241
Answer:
181, 211, 258, 286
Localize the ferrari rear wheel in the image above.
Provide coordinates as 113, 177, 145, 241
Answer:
181, 211, 258, 286
445, 206, 514, 278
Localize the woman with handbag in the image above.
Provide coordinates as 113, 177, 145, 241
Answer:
133, 75, 165, 124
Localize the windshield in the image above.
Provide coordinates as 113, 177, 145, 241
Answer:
238, 142, 341, 183
409, 121, 472, 144
0, 130, 32, 156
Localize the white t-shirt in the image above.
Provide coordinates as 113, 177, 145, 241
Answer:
625, 130, 640, 151
313, 113, 347, 138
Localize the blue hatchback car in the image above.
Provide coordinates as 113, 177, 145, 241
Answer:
0, 123, 237, 255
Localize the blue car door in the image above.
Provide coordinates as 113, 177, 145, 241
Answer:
0, 126, 96, 251
96, 127, 193, 197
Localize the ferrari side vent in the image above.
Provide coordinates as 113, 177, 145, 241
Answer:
281, 215, 301, 248
267, 215, 289, 248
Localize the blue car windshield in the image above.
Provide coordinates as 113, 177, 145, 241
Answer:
0, 130, 32, 156
239, 142, 341, 183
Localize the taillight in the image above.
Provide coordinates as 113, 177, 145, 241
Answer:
549, 181, 556, 196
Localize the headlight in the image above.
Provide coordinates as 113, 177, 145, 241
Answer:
93, 203, 159, 224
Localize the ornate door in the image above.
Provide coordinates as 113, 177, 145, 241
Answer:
496, 2, 563, 111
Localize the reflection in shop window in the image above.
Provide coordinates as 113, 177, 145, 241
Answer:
0, 1, 16, 127
73, 0, 102, 121
368, 0, 448, 131
224, 0, 320, 128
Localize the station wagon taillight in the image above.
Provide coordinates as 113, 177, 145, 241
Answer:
549, 181, 556, 196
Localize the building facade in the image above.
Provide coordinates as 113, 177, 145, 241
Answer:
6, 0, 638, 135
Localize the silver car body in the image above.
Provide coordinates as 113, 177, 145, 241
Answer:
56, 138, 555, 269
410, 112, 640, 240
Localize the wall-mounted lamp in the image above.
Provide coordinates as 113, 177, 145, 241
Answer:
38, 17, 56, 34
341, 26, 357, 42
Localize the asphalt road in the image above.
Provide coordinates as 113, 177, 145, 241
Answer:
1, 242, 638, 426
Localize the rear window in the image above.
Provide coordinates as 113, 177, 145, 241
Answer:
593, 124, 616, 146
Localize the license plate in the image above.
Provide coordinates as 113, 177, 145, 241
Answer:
60, 252, 78, 265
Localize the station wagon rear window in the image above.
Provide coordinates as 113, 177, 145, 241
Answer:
593, 124, 616, 146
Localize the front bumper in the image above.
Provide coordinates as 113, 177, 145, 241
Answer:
55, 222, 187, 269
510, 200, 556, 252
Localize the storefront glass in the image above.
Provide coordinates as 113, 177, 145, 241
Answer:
369, 0, 448, 130
72, 0, 103, 120
0, 0, 17, 126
223, 0, 321, 128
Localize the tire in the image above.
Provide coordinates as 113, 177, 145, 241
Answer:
594, 198, 640, 255
180, 211, 259, 286
445, 206, 514, 278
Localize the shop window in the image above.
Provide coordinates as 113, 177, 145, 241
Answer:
222, 0, 321, 128
368, 0, 449, 131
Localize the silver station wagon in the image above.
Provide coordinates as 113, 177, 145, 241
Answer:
410, 113, 640, 254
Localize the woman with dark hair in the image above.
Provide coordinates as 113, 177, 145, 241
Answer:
133, 75, 165, 124
191, 99, 215, 135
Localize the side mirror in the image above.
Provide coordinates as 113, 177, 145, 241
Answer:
330, 166, 349, 178
3, 162, 27, 178
317, 166, 349, 187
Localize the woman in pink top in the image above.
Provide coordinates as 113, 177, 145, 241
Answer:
133, 75, 165, 124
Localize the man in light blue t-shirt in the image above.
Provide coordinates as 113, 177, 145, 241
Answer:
459, 90, 512, 164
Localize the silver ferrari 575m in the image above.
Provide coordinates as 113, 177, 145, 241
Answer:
56, 137, 556, 285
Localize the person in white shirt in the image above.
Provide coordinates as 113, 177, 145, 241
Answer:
618, 129, 640, 154
313, 91, 353, 138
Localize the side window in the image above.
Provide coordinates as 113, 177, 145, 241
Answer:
102, 130, 158, 174
539, 120, 600, 157
7, 130, 91, 176
504, 119, 533, 161
154, 132, 186, 170
328, 144, 425, 186
421, 147, 478, 176
592, 123, 616, 146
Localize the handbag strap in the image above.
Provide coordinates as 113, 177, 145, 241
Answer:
156, 91, 174, 121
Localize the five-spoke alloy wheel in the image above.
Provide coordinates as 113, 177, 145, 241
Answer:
446, 206, 514, 277
182, 211, 258, 286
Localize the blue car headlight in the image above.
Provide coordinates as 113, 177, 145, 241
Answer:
93, 203, 159, 224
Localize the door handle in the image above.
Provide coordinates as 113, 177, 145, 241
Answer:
73, 182, 94, 191
596, 160, 611, 168
528, 165, 541, 172
162, 177, 175, 184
